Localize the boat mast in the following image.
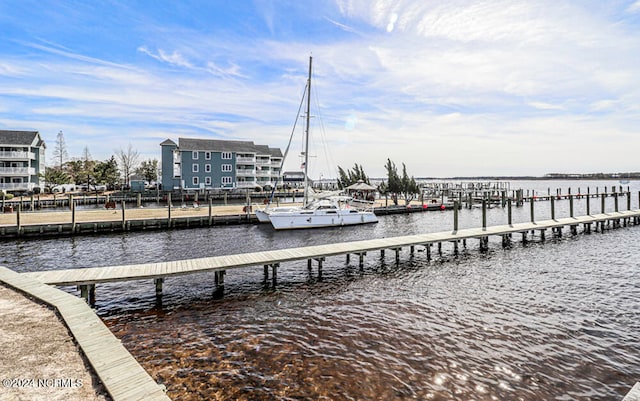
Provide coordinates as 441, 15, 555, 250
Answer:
303, 56, 312, 206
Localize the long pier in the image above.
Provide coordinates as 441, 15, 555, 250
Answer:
22, 209, 640, 304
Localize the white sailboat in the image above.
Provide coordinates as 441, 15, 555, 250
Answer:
266, 56, 378, 230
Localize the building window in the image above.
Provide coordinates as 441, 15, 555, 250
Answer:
193, 177, 199, 186
192, 164, 199, 173
205, 164, 211, 173
205, 152, 211, 160
192, 151, 199, 160
222, 176, 232, 185
205, 177, 211, 186
221, 164, 232, 172
221, 152, 232, 160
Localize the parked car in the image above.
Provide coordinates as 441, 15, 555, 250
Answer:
52, 184, 77, 193
80, 184, 107, 192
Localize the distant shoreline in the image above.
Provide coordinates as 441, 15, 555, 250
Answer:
400, 174, 636, 181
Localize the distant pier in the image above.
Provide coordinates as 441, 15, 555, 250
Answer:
0, 186, 633, 239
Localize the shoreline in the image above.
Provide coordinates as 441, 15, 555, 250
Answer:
0, 283, 109, 401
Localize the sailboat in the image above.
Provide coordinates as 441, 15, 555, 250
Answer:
264, 56, 378, 230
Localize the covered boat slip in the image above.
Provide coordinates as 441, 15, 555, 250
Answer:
22, 210, 640, 295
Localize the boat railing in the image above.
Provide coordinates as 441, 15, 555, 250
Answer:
349, 198, 376, 212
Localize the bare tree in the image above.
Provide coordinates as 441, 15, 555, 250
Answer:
52, 130, 69, 168
116, 144, 140, 188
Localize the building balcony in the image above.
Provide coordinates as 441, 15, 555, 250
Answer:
255, 158, 270, 165
236, 169, 256, 177
236, 156, 256, 164
0, 182, 36, 191
0, 151, 36, 160
236, 181, 257, 189
0, 167, 36, 176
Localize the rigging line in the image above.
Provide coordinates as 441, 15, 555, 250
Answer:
267, 82, 308, 203
311, 70, 339, 181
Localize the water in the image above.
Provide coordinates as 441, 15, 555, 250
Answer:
2, 180, 639, 400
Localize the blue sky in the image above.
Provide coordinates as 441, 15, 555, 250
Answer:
1, 0, 640, 177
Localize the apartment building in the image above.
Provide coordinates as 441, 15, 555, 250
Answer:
0, 130, 46, 193
161, 138, 283, 191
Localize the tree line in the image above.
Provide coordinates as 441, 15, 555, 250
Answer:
337, 158, 420, 205
42, 130, 159, 192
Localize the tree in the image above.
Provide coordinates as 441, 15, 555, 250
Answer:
40, 167, 70, 192
379, 158, 401, 205
116, 144, 140, 188
337, 163, 370, 189
94, 156, 120, 189
136, 159, 159, 183
399, 163, 421, 205
378, 159, 420, 205
81, 146, 96, 188
52, 130, 69, 168
65, 160, 85, 184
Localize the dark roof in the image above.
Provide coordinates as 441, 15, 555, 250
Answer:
176, 137, 282, 155
269, 147, 283, 158
178, 138, 257, 152
160, 139, 177, 146
254, 144, 271, 156
0, 130, 41, 146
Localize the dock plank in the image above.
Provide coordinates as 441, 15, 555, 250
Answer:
0, 266, 170, 401
20, 210, 640, 288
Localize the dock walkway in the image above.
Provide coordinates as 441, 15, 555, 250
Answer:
0, 267, 170, 401
23, 210, 640, 294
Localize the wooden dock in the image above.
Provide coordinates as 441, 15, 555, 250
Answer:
22, 210, 640, 303
624, 382, 640, 401
0, 267, 170, 401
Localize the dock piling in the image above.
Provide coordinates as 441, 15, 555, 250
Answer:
453, 201, 459, 234
154, 278, 164, 297
569, 195, 574, 218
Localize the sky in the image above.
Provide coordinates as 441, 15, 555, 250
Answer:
1, 0, 640, 178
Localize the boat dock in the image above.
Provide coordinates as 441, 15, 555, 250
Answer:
22, 209, 640, 305
0, 188, 634, 239
0, 267, 170, 401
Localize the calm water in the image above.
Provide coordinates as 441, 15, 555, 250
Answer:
2, 180, 639, 400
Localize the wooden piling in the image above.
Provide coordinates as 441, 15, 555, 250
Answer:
154, 278, 163, 296
208, 198, 213, 225
453, 200, 459, 233
530, 196, 535, 223
71, 200, 76, 232
569, 195, 574, 218
16, 203, 21, 235
121, 201, 126, 231
482, 199, 487, 230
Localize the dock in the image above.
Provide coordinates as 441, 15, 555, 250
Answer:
22, 209, 640, 304
1, 188, 634, 239
0, 266, 170, 401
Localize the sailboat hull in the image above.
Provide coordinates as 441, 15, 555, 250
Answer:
268, 210, 378, 230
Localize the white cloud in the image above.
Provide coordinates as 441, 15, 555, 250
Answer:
627, 1, 640, 13
137, 46, 193, 68
2, 1, 640, 175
